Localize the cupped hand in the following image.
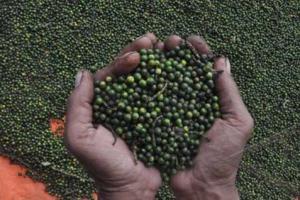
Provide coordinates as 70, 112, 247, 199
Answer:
167, 35, 254, 200
64, 33, 161, 200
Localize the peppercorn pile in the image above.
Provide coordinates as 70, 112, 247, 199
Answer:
1, 0, 299, 200
92, 44, 219, 179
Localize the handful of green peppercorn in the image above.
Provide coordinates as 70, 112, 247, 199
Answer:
92, 42, 221, 181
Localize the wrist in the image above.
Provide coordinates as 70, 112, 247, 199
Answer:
93, 164, 161, 200
98, 191, 155, 200
172, 174, 239, 200
96, 181, 158, 200
175, 184, 239, 200
99, 188, 157, 200
193, 182, 239, 200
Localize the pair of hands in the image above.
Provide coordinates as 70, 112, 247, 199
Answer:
64, 33, 254, 200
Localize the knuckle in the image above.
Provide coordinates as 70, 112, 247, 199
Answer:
214, 118, 226, 126
144, 32, 157, 43
134, 37, 152, 49
63, 134, 75, 154
187, 35, 200, 42
64, 127, 82, 156
223, 113, 254, 137
243, 113, 254, 132
64, 126, 96, 157
211, 118, 227, 131
171, 176, 187, 193
66, 93, 74, 107
167, 35, 182, 42
63, 130, 78, 154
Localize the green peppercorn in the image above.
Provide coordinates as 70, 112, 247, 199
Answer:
126, 76, 135, 84
186, 111, 193, 119
212, 103, 220, 110
95, 97, 103, 105
132, 112, 139, 120
139, 79, 147, 87
99, 81, 107, 89
148, 59, 156, 67
163, 118, 171, 126
146, 77, 155, 85
134, 73, 142, 80
206, 72, 213, 79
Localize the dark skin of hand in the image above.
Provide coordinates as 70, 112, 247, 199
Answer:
64, 33, 254, 200
169, 36, 254, 200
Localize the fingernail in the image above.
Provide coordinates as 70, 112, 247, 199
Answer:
118, 51, 137, 59
75, 70, 83, 88
225, 57, 231, 74
134, 34, 147, 41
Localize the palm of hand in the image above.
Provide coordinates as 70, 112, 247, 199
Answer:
193, 121, 250, 184
169, 36, 254, 199
71, 124, 160, 193
171, 118, 253, 197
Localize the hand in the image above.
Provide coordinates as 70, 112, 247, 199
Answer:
168, 35, 254, 200
64, 33, 162, 200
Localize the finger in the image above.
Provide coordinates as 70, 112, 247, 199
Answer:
164, 35, 183, 50
94, 51, 140, 81
214, 57, 253, 128
154, 41, 164, 50
170, 171, 193, 197
119, 32, 157, 56
94, 33, 155, 81
186, 35, 211, 55
144, 32, 157, 44
65, 70, 94, 142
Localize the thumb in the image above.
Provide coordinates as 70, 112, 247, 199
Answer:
214, 57, 253, 128
65, 70, 94, 150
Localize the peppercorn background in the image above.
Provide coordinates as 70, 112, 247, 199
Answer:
0, 0, 299, 200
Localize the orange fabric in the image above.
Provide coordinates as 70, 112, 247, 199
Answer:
0, 156, 56, 200
0, 117, 98, 199
49, 118, 65, 136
